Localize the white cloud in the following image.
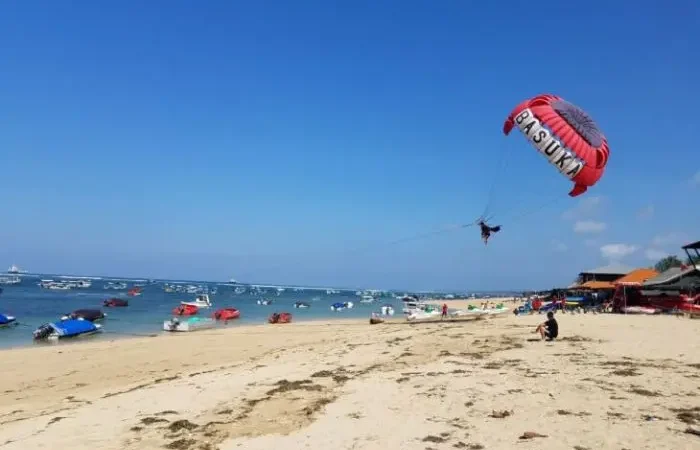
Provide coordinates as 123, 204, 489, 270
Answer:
651, 232, 687, 248
637, 205, 654, 220
645, 248, 669, 261
573, 220, 607, 233
600, 243, 637, 260
561, 196, 604, 220
551, 240, 568, 252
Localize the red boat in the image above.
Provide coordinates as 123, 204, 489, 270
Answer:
212, 308, 240, 321
103, 298, 129, 307
127, 287, 142, 297
173, 304, 198, 316
268, 312, 292, 324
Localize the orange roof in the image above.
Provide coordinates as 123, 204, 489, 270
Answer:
578, 280, 616, 289
614, 268, 659, 285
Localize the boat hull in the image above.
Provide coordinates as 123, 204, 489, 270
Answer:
163, 318, 217, 332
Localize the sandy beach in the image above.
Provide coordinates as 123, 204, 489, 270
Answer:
1, 313, 699, 450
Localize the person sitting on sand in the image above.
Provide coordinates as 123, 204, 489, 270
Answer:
535, 311, 558, 341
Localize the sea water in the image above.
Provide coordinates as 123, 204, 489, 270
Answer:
0, 276, 412, 349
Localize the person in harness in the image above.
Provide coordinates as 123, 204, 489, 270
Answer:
478, 220, 501, 245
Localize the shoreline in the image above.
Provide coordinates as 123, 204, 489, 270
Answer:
2, 313, 699, 449
0, 297, 519, 351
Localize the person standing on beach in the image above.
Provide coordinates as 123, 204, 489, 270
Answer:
535, 311, 558, 341
441, 303, 448, 319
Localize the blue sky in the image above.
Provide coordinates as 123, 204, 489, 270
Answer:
1, 1, 698, 290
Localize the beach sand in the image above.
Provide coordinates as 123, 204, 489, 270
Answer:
1, 313, 699, 449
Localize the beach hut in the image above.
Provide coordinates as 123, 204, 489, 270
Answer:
612, 269, 659, 312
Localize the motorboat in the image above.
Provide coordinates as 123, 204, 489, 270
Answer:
181, 294, 212, 309
173, 304, 198, 316
7, 264, 27, 274
212, 308, 240, 321
64, 279, 92, 289
103, 298, 129, 307
163, 317, 217, 332
360, 295, 376, 303
268, 312, 292, 324
0, 313, 17, 328
257, 298, 273, 305
330, 301, 354, 311
406, 308, 442, 321
127, 287, 142, 297
33, 319, 102, 341
294, 301, 310, 309
61, 309, 106, 322
0, 276, 21, 286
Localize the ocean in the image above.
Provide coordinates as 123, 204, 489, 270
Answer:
0, 275, 482, 350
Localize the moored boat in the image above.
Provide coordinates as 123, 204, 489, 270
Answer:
212, 308, 240, 321
163, 317, 217, 332
103, 298, 129, 307
268, 312, 292, 324
33, 319, 102, 341
330, 301, 354, 311
294, 301, 310, 309
0, 313, 17, 328
61, 309, 106, 322
173, 304, 199, 316
127, 287, 142, 297
257, 298, 273, 305
181, 294, 212, 309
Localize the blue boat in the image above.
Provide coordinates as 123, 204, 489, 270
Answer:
0, 313, 16, 328
33, 319, 102, 341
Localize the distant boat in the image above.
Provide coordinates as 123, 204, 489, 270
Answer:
330, 302, 354, 311
257, 298, 273, 305
7, 264, 27, 274
33, 319, 102, 341
127, 287, 142, 297
104, 298, 128, 307
0, 276, 21, 286
294, 301, 310, 309
181, 294, 212, 309
61, 309, 106, 322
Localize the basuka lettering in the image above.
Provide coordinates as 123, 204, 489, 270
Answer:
515, 107, 585, 180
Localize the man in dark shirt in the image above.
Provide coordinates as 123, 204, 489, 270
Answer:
535, 311, 558, 341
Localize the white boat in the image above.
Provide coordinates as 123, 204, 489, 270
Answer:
7, 264, 27, 274
257, 298, 273, 305
65, 279, 92, 289
0, 276, 21, 286
163, 317, 217, 332
360, 295, 376, 303
406, 309, 442, 321
181, 294, 212, 309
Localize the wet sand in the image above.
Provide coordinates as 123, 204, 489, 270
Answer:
1, 313, 699, 449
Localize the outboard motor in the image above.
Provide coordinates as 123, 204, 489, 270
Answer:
33, 323, 53, 340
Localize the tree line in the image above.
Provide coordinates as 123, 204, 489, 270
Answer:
653, 254, 696, 273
